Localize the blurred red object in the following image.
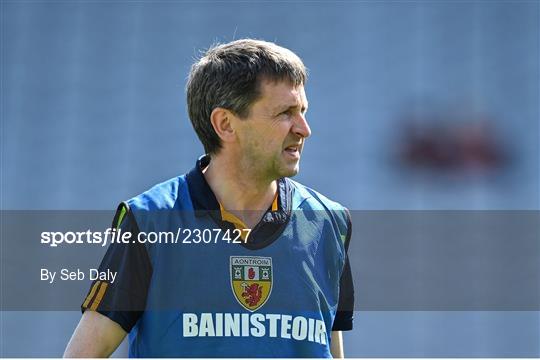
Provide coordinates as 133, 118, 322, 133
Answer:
398, 116, 507, 173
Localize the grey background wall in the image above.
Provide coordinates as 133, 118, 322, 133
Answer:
1, 0, 539, 357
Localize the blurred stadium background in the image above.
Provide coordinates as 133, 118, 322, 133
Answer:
1, 0, 539, 357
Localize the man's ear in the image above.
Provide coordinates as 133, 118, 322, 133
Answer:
210, 107, 236, 143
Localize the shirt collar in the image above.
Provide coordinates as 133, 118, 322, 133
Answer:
185, 155, 219, 214
186, 154, 291, 222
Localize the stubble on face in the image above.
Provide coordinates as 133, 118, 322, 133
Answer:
234, 80, 309, 182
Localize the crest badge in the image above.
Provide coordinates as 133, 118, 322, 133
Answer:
230, 256, 273, 312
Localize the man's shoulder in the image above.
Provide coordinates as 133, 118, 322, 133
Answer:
125, 174, 190, 211
287, 178, 347, 212
288, 178, 351, 244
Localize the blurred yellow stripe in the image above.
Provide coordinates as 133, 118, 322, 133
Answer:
82, 281, 100, 309
90, 282, 108, 311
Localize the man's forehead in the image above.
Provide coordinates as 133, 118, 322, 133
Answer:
258, 80, 307, 108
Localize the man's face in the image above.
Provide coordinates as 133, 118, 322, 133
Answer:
233, 79, 311, 181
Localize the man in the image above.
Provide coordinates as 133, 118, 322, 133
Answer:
64, 39, 354, 358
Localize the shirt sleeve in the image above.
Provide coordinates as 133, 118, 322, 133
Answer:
332, 210, 354, 331
81, 202, 152, 333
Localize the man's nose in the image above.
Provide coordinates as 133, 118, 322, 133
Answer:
293, 114, 312, 138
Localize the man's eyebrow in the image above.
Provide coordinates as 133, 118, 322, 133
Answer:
274, 103, 309, 113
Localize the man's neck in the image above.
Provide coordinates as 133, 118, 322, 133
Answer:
203, 155, 277, 229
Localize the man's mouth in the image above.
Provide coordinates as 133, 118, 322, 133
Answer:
284, 144, 301, 157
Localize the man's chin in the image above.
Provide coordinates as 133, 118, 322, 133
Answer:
280, 165, 300, 178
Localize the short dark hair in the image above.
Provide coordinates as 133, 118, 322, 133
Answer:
186, 39, 307, 154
